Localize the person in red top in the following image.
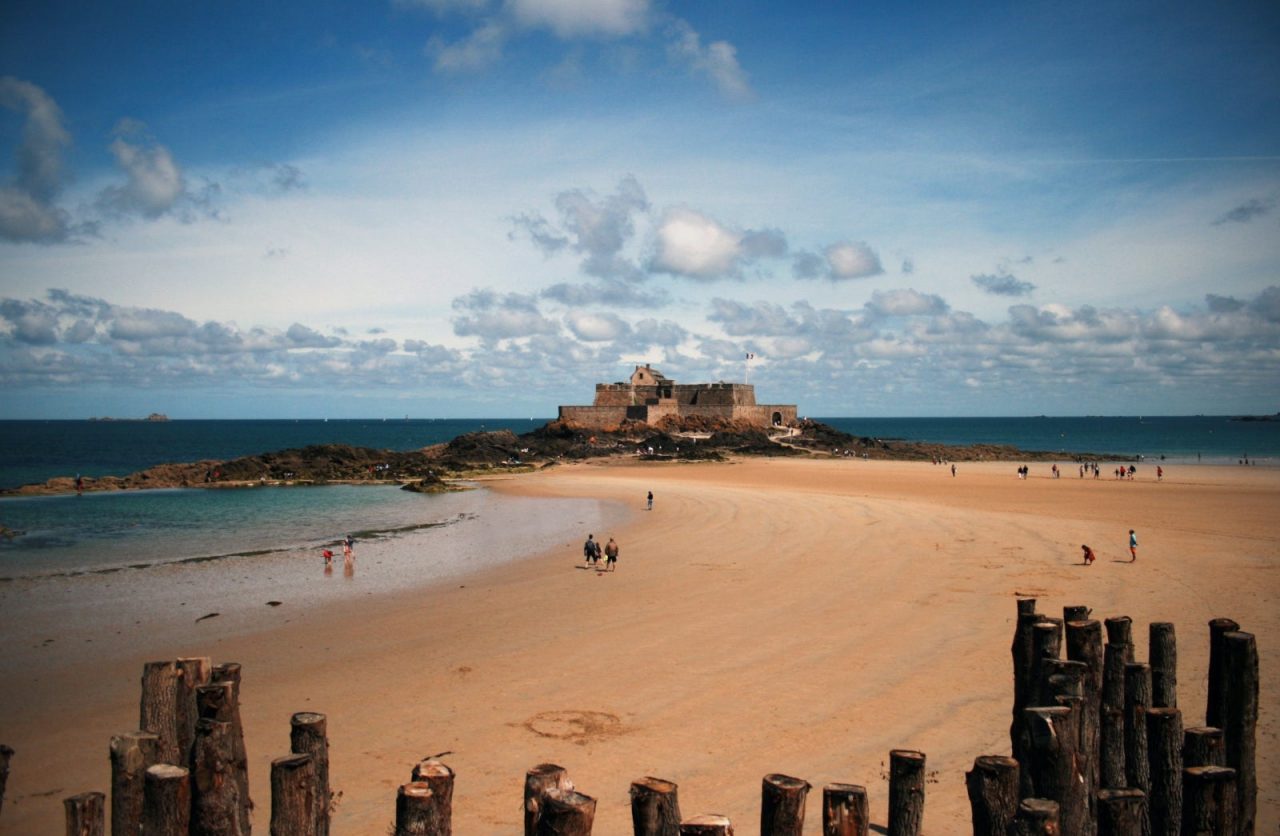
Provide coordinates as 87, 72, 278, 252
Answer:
1081, 545, 1096, 566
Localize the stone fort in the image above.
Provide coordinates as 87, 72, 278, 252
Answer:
557, 364, 798, 430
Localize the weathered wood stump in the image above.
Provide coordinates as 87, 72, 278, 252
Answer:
1064, 604, 1091, 622
140, 661, 184, 765
192, 718, 243, 836
64, 790, 106, 836
1124, 662, 1153, 798
537, 788, 596, 836
211, 663, 251, 836
1018, 598, 1038, 616
1222, 630, 1257, 836
1066, 618, 1103, 819
761, 773, 809, 836
1146, 707, 1182, 836
1101, 641, 1134, 789
270, 753, 316, 836
109, 730, 159, 836
1183, 726, 1225, 768
1008, 798, 1059, 836
821, 783, 868, 836
395, 782, 446, 836
175, 656, 212, 764
630, 776, 681, 836
1104, 616, 1133, 646
408, 759, 454, 835
1149, 622, 1177, 709
886, 749, 925, 836
964, 755, 1018, 836
143, 763, 191, 836
0, 744, 11, 819
1023, 706, 1087, 836
1205, 618, 1239, 730
291, 713, 330, 836
1097, 788, 1147, 836
679, 814, 734, 835
1012, 603, 1051, 775
524, 763, 573, 836
1181, 766, 1237, 836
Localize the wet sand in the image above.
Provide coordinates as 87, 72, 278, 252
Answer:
0, 458, 1275, 832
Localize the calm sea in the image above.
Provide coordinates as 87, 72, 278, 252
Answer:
1, 416, 1275, 578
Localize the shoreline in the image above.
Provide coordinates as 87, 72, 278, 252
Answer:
0, 458, 1275, 832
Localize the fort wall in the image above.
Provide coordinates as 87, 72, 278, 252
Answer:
561, 366, 796, 430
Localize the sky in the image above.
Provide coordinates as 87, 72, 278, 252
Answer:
1, 0, 1278, 419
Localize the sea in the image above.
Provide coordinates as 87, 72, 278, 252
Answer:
1, 416, 1275, 580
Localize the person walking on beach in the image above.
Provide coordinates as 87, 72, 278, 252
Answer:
1081, 544, 1096, 566
647, 490, 654, 510
343, 535, 355, 560
1157, 465, 1163, 481
950, 464, 956, 477
604, 537, 619, 571
1128, 529, 1138, 562
584, 533, 600, 567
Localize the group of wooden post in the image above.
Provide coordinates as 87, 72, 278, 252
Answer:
968, 599, 1259, 835
0, 601, 1261, 835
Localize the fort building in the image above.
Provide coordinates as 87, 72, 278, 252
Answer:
557, 364, 798, 430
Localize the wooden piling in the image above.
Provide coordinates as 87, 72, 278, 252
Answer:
630, 776, 681, 836
1222, 631, 1257, 835
524, 763, 572, 836
269, 753, 316, 836
1183, 727, 1225, 768
143, 763, 191, 836
1181, 766, 1237, 836
1066, 618, 1103, 816
291, 713, 330, 836
1064, 604, 1091, 622
175, 657, 212, 765
679, 815, 734, 835
821, 783, 868, 836
760, 773, 809, 836
886, 749, 925, 836
211, 662, 251, 836
139, 661, 184, 765
1011, 603, 1050, 771
537, 788, 596, 836
1023, 706, 1087, 836
1146, 707, 1183, 836
1097, 788, 1147, 836
1101, 641, 1133, 788
1149, 622, 1177, 709
1205, 618, 1239, 730
1124, 662, 1153, 797
964, 755, 1018, 836
64, 790, 105, 836
408, 760, 454, 836
395, 782, 446, 836
1007, 798, 1059, 836
0, 744, 11, 819
109, 730, 159, 836
192, 718, 243, 836
1104, 616, 1133, 646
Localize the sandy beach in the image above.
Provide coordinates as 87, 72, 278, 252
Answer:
0, 457, 1276, 833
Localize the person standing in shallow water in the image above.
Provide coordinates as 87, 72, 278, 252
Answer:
646, 491, 653, 510
1128, 529, 1138, 562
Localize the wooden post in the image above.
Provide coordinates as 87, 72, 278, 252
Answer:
1205, 618, 1239, 730
408, 760, 454, 836
0, 744, 11, 819
1097, 788, 1147, 836
1146, 707, 1182, 836
140, 661, 184, 765
964, 755, 1018, 836
192, 718, 243, 836
1105, 616, 1133, 646
760, 773, 809, 836
211, 662, 251, 836
1181, 766, 1237, 836
1101, 641, 1134, 789
821, 783, 868, 836
886, 749, 925, 836
1222, 631, 1257, 835
176, 657, 213, 766
1023, 706, 1087, 836
1066, 618, 1103, 818
1007, 799, 1059, 836
537, 788, 596, 836
109, 730, 159, 836
679, 815, 733, 835
143, 764, 191, 836
630, 777, 681, 836
270, 753, 316, 836
525, 763, 572, 836
291, 713, 330, 836
1017, 598, 1038, 616
395, 782, 446, 836
1183, 727, 1225, 768
1124, 662, 1153, 798
1149, 622, 1177, 709
1011, 605, 1050, 771
1064, 604, 1091, 622
64, 790, 106, 836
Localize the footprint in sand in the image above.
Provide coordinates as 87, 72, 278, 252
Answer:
522, 710, 624, 745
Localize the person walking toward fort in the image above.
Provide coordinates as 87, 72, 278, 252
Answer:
1128, 529, 1138, 562
584, 533, 600, 567
604, 537, 619, 571
647, 490, 654, 510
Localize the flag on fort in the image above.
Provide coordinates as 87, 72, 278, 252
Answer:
746, 352, 755, 360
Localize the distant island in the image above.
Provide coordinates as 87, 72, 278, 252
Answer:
1231, 413, 1279, 422
88, 413, 170, 422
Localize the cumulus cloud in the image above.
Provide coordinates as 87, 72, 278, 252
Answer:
509, 0, 649, 38
865, 289, 949, 318
451, 289, 559, 339
428, 21, 507, 72
794, 241, 883, 281
540, 279, 670, 308
650, 207, 786, 280
0, 76, 72, 242
514, 176, 649, 279
666, 19, 752, 100
1213, 197, 1273, 226
972, 272, 1036, 296
96, 121, 190, 219
565, 310, 630, 341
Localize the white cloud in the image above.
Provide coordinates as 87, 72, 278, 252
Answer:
0, 76, 72, 242
825, 241, 883, 280
428, 22, 507, 72
865, 289, 949, 318
508, 0, 649, 38
650, 207, 784, 280
565, 310, 629, 341
666, 19, 752, 100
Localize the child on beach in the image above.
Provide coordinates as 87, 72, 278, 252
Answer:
1129, 530, 1138, 562
1081, 545, 1096, 565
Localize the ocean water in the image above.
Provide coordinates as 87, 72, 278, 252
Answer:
1, 416, 1275, 579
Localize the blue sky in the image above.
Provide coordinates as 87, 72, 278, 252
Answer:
2, 0, 1278, 418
